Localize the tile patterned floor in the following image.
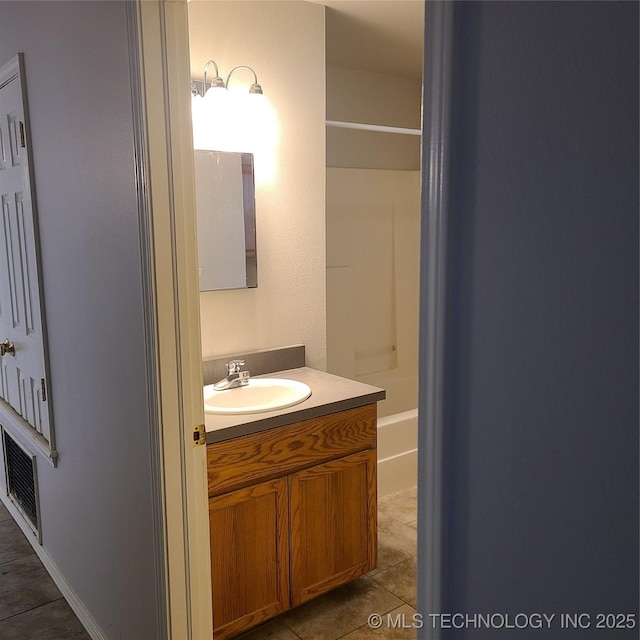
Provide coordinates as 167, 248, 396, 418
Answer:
0, 486, 418, 640
0, 500, 90, 640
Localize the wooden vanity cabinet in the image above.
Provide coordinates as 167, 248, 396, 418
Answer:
209, 478, 290, 640
289, 448, 377, 606
207, 404, 378, 640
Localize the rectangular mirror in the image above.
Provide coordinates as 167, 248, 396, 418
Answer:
194, 150, 257, 291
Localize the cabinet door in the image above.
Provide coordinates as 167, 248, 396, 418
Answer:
289, 449, 377, 606
209, 478, 289, 640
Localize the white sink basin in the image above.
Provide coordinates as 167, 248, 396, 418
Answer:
204, 378, 312, 415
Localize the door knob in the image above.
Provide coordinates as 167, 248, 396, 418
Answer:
0, 340, 15, 357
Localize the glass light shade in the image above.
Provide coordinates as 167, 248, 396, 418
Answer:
192, 82, 278, 183
224, 88, 253, 154
204, 85, 228, 103
200, 87, 232, 151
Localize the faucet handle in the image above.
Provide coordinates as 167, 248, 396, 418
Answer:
227, 359, 246, 374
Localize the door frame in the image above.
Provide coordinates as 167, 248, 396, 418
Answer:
126, 2, 212, 639
126, 0, 454, 637
417, 2, 455, 639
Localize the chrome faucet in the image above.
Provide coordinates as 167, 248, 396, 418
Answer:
213, 359, 250, 391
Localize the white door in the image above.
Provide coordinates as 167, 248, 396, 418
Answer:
0, 56, 52, 447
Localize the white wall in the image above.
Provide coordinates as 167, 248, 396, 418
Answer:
327, 65, 422, 128
326, 65, 422, 171
189, 1, 327, 369
0, 3, 161, 638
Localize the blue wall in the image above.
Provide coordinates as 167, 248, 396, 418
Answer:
0, 3, 162, 637
443, 2, 638, 637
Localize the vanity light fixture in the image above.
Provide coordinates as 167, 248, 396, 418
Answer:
191, 60, 266, 151
190, 61, 264, 99
226, 65, 263, 95
204, 60, 225, 92
191, 60, 277, 183
190, 59, 225, 98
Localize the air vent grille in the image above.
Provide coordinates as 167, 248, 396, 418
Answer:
3, 430, 39, 530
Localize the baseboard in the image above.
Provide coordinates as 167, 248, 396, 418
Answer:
0, 494, 107, 640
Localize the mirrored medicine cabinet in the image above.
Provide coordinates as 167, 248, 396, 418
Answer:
194, 150, 257, 291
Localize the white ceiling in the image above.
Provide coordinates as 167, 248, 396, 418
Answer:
322, 1, 424, 81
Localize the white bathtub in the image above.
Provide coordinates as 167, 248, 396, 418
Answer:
376, 408, 418, 497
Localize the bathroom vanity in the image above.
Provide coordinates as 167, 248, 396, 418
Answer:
204, 360, 384, 640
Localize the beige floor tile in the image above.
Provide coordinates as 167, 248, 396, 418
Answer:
339, 604, 418, 640
0, 519, 34, 565
369, 557, 416, 608
0, 599, 90, 640
238, 619, 302, 640
0, 555, 62, 621
377, 487, 417, 525
370, 513, 417, 575
282, 576, 402, 640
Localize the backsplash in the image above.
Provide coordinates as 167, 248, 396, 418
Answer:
202, 345, 306, 386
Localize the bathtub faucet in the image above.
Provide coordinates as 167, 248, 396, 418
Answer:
213, 359, 250, 391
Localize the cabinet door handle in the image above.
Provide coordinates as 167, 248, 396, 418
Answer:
0, 339, 15, 357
